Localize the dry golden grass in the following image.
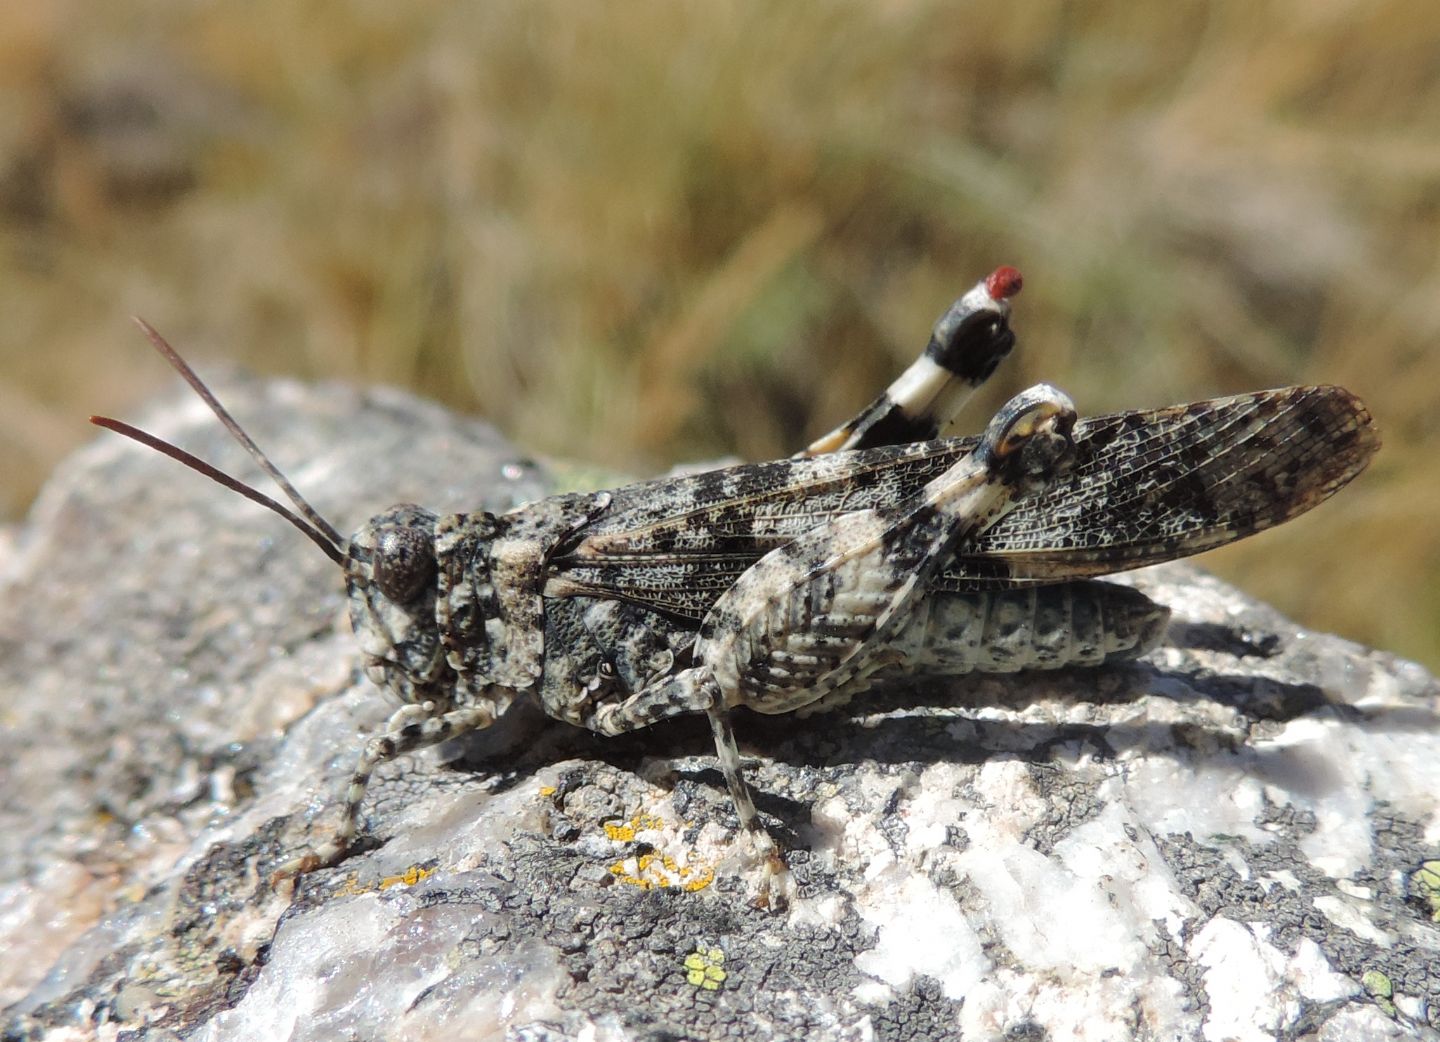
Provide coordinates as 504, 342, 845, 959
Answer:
3, 1, 1437, 668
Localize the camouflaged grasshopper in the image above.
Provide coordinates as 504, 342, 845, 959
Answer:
93, 267, 1379, 902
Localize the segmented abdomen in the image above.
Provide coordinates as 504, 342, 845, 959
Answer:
889, 580, 1168, 674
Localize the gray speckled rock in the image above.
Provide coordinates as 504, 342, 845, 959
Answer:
1, 379, 1436, 1042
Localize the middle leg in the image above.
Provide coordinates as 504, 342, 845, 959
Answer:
586, 667, 788, 906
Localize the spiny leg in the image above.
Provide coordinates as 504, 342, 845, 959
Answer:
589, 668, 769, 843
802, 266, 1023, 456
701, 689, 787, 897
274, 703, 498, 879
587, 667, 788, 907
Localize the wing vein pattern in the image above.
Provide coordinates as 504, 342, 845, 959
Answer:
547, 386, 1378, 620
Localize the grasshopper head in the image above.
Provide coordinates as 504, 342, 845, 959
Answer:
982, 383, 1078, 496
92, 322, 478, 709
345, 505, 456, 705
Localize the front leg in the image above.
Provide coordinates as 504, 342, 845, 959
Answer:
275, 702, 501, 879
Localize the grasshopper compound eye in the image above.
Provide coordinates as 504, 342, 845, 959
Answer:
373, 525, 437, 604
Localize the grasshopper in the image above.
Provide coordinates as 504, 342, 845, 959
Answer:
92, 268, 1378, 903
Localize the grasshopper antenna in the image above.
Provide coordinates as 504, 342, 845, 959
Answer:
90, 319, 348, 567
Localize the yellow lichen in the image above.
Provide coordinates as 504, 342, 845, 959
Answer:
602, 812, 665, 842
329, 864, 435, 897
379, 864, 434, 890
332, 872, 367, 897
683, 947, 727, 990
1408, 860, 1440, 922
601, 813, 714, 893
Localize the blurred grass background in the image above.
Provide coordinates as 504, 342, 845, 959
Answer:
2, 0, 1437, 669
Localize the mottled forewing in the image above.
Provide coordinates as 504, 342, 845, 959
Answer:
939, 385, 1379, 589
549, 443, 963, 618
549, 386, 1378, 619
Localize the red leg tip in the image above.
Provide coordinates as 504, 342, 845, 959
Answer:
985, 266, 1024, 301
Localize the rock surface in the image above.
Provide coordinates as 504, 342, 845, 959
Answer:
1, 378, 1437, 1041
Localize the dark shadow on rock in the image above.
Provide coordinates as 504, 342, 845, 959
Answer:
416, 655, 1440, 844
1166, 621, 1283, 658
